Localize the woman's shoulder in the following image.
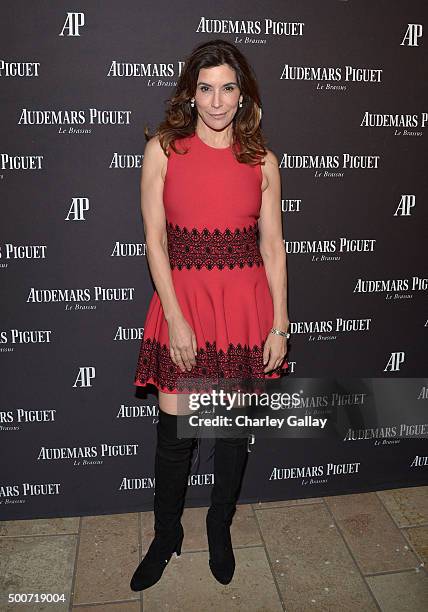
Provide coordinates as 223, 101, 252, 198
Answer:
146, 133, 191, 158
259, 148, 280, 191
142, 135, 169, 181
261, 148, 279, 167
144, 134, 169, 159
259, 148, 279, 176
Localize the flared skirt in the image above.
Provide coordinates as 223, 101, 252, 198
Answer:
134, 266, 289, 394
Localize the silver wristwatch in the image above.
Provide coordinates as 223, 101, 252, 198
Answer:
271, 327, 290, 339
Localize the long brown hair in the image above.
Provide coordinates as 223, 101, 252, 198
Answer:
144, 39, 267, 166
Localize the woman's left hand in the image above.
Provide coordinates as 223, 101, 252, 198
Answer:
263, 332, 288, 373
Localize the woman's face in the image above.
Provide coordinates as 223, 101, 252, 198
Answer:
194, 63, 243, 131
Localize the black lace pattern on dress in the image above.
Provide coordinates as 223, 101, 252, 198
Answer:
166, 221, 264, 270
135, 337, 288, 393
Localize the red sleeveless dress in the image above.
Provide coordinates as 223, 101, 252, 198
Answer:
134, 131, 289, 394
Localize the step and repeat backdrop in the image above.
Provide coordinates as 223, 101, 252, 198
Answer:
1, 1, 427, 520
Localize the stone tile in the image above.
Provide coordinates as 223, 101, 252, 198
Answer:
367, 570, 428, 612
325, 492, 418, 574
252, 497, 323, 509
229, 504, 263, 548
72, 513, 140, 606
0, 535, 76, 611
0, 517, 80, 537
377, 486, 428, 527
72, 602, 140, 611
142, 547, 283, 611
255, 504, 377, 612
403, 526, 428, 564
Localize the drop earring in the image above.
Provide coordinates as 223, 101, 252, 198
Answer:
239, 99, 243, 108
190, 98, 195, 108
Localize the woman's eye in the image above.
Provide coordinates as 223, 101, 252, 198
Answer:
199, 86, 235, 92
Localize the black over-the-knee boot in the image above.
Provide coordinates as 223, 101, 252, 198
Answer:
206, 433, 250, 584
130, 410, 196, 591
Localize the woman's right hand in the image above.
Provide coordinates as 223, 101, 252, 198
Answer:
168, 314, 198, 372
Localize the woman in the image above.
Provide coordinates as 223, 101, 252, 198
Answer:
130, 39, 290, 591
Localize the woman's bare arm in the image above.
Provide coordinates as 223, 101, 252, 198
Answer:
258, 150, 290, 371
140, 136, 181, 322
258, 149, 290, 331
140, 136, 197, 371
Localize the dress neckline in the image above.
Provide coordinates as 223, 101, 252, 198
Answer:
194, 131, 232, 151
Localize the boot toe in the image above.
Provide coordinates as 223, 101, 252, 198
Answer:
130, 558, 166, 591
209, 558, 235, 584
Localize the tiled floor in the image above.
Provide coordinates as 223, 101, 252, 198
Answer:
1, 486, 427, 611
